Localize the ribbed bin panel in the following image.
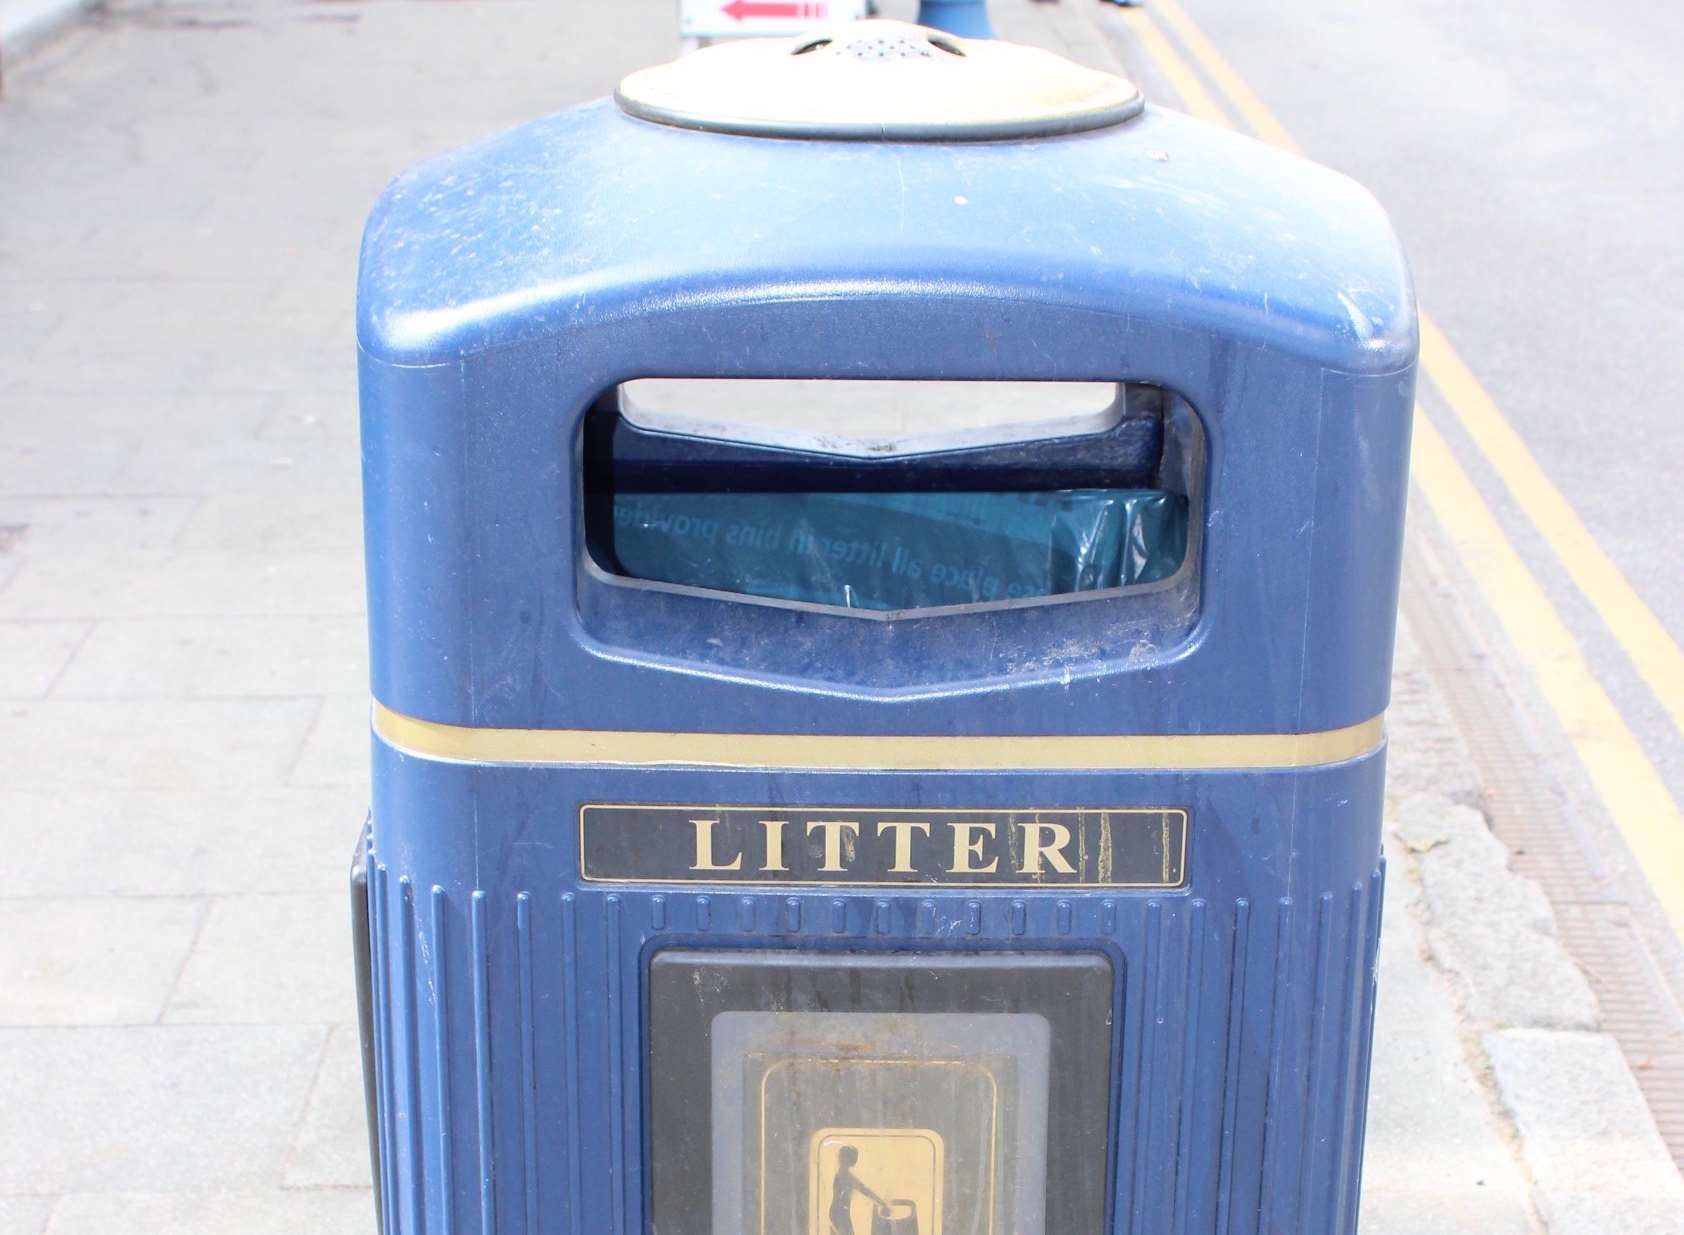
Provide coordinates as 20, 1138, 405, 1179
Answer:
366, 853, 1385, 1235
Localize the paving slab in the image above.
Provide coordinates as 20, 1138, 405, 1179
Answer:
164, 892, 356, 1025
0, 441, 132, 497
0, 304, 64, 359
0, 896, 203, 1025
112, 432, 359, 498
0, 698, 322, 790
31, 226, 324, 286
51, 615, 367, 699
0, 547, 366, 619
0, 1197, 54, 1235
284, 1021, 374, 1189
288, 694, 374, 789
0, 619, 87, 698
0, 193, 98, 259
1357, 839, 1539, 1234
0, 1024, 325, 1192
1385, 620, 1483, 807
0, 382, 277, 445
1393, 793, 1601, 1031
0, 787, 366, 897
180, 345, 358, 399
254, 394, 360, 445
1486, 1028, 1684, 1235
174, 489, 366, 551
42, 1188, 374, 1235
9, 343, 222, 394
0, 496, 198, 552
26, 277, 278, 356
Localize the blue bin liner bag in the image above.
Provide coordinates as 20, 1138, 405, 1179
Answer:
605, 488, 1188, 610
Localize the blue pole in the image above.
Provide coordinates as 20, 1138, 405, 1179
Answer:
916, 0, 993, 39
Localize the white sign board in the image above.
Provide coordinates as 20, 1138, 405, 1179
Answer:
680, 0, 868, 39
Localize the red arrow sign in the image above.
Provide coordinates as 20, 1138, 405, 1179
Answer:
722, 0, 828, 20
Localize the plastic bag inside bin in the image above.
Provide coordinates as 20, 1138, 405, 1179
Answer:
584, 383, 1190, 612
605, 488, 1186, 610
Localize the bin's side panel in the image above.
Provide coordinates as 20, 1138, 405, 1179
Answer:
365, 741, 1385, 1235
360, 350, 473, 725
1297, 366, 1419, 726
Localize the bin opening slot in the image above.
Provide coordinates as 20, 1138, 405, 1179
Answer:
618, 378, 1124, 459
582, 380, 1191, 613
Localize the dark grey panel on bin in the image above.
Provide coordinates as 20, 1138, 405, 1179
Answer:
349, 824, 382, 1234
647, 950, 1116, 1235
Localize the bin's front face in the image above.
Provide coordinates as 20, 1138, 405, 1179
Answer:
355, 22, 1416, 1235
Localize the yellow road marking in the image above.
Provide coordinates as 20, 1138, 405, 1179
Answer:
1150, 0, 1299, 151
1419, 315, 1684, 745
1127, 0, 1684, 933
1117, 7, 1229, 126
1412, 414, 1684, 937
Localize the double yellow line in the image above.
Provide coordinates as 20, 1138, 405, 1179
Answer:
1122, 0, 1684, 938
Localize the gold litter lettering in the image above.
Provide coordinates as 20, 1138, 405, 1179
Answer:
949, 821, 1000, 875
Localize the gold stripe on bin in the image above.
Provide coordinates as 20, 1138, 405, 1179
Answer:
372, 702, 1384, 771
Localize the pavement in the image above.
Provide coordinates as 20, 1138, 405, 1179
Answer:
1, 1, 1681, 1233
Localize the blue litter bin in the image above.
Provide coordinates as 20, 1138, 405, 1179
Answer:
353, 19, 1415, 1235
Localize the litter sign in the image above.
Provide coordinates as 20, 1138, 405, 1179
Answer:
680, 0, 868, 39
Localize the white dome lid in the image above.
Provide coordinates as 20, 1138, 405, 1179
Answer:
616, 20, 1144, 141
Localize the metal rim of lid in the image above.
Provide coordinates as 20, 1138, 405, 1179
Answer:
614, 20, 1144, 142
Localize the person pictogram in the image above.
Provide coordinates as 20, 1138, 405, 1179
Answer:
808, 1125, 938, 1235
827, 1144, 894, 1235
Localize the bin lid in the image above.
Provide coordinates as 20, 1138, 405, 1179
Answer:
615, 19, 1143, 141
